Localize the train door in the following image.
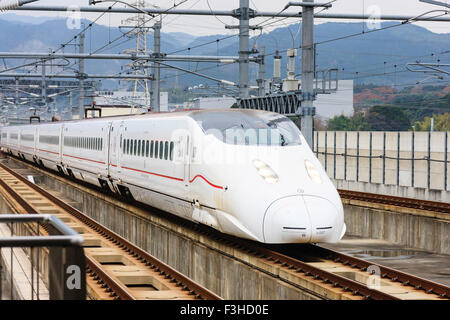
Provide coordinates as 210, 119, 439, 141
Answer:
184, 135, 191, 185
117, 122, 125, 173
59, 124, 65, 162
34, 127, 38, 155
108, 121, 121, 175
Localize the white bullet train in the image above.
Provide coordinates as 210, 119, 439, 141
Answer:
0, 109, 345, 244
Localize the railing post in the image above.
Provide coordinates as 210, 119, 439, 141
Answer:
315, 131, 319, 158
445, 131, 448, 191
369, 132, 372, 183
344, 131, 347, 181
356, 131, 360, 182
428, 131, 431, 189
49, 246, 86, 300
382, 132, 386, 185
397, 132, 400, 186
324, 131, 328, 174
333, 131, 336, 180
411, 131, 415, 187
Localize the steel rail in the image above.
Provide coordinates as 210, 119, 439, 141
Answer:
0, 164, 136, 300
312, 244, 450, 299
4, 156, 447, 300
246, 245, 400, 300
338, 189, 450, 214
0, 161, 221, 300
85, 256, 136, 300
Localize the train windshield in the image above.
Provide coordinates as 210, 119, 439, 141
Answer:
190, 111, 302, 146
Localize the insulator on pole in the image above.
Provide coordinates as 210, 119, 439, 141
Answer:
0, 0, 20, 11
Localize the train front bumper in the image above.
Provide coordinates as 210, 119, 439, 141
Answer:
263, 195, 345, 243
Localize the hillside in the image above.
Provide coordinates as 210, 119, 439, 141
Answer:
0, 16, 449, 89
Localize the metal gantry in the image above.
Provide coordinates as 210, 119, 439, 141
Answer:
0, 0, 449, 133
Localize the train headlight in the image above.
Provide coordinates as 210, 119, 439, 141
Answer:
305, 160, 322, 184
253, 160, 279, 184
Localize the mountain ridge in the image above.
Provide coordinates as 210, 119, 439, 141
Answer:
0, 16, 449, 88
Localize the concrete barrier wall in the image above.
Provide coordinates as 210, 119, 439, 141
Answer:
314, 131, 450, 192
343, 204, 450, 255
35, 173, 318, 300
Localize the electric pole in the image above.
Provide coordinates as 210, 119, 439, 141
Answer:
78, 31, 85, 119
151, 21, 161, 112
238, 0, 250, 99
300, 0, 316, 147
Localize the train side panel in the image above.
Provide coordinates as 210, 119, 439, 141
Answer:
61, 121, 109, 187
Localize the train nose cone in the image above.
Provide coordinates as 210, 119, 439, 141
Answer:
263, 195, 345, 244
263, 196, 312, 243
303, 195, 345, 243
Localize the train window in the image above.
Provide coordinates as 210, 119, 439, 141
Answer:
150, 141, 154, 158
169, 142, 174, 161
155, 141, 159, 159
145, 141, 149, 157
190, 110, 303, 146
159, 141, 163, 159
141, 140, 145, 157
164, 141, 168, 160
133, 139, 137, 155
138, 140, 141, 156
100, 138, 103, 151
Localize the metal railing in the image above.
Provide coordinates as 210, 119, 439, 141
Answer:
314, 131, 450, 191
0, 214, 85, 300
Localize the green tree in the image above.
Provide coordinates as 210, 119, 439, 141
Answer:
327, 112, 370, 131
414, 113, 450, 131
366, 105, 411, 131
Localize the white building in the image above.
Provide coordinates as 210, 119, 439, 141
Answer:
314, 80, 354, 119
93, 91, 169, 111
193, 96, 236, 110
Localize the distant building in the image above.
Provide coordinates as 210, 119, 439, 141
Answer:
93, 90, 169, 112
193, 96, 236, 110
314, 80, 354, 119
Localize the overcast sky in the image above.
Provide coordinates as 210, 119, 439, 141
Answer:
9, 0, 450, 35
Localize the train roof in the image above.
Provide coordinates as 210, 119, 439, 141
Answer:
2, 108, 284, 128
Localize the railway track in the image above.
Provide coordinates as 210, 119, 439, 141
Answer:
2, 156, 449, 300
0, 161, 221, 300
338, 189, 450, 214
212, 237, 450, 300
